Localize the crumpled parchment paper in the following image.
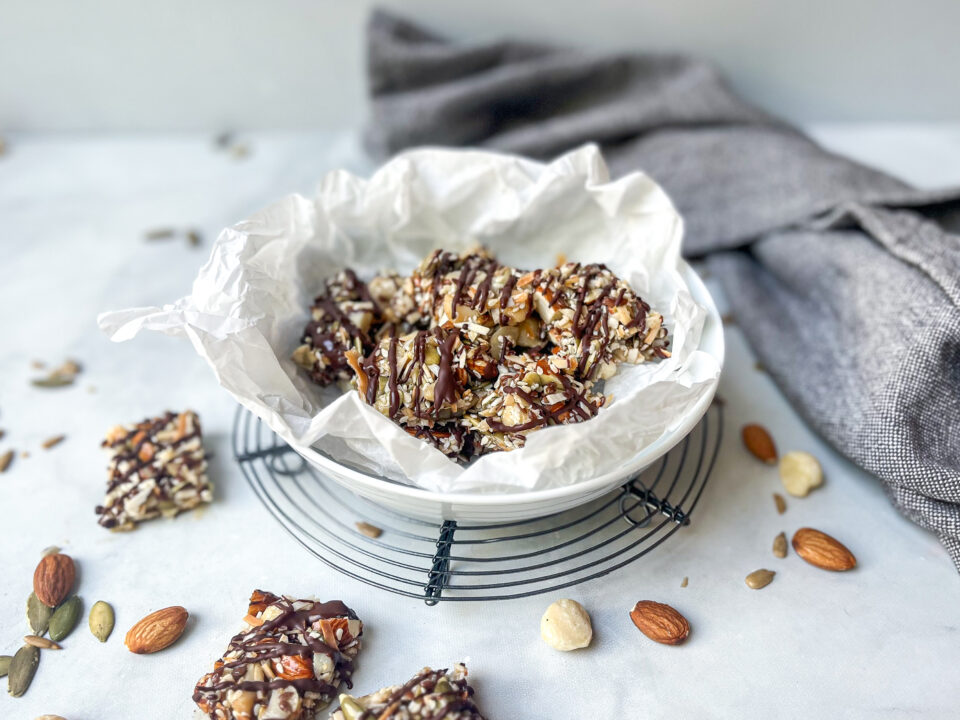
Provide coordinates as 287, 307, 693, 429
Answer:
98, 144, 721, 494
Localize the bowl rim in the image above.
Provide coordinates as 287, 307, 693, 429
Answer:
290, 259, 724, 507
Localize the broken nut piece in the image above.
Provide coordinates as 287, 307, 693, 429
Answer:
540, 598, 592, 651
779, 450, 824, 497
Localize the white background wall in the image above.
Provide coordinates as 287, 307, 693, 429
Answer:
2, 0, 958, 131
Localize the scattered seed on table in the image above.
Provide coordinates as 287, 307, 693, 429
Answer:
773, 493, 787, 514
745, 569, 776, 589
41, 435, 65, 450
680, 576, 689, 588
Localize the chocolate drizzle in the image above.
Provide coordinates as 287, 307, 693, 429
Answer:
96, 411, 205, 529
350, 666, 486, 720
193, 591, 361, 717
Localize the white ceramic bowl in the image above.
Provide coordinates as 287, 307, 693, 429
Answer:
290, 260, 723, 523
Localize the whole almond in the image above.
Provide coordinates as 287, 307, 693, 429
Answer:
33, 553, 75, 608
742, 424, 777, 464
629, 601, 690, 645
792, 528, 856, 571
125, 606, 188, 654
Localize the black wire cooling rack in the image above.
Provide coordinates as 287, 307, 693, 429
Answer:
233, 402, 722, 604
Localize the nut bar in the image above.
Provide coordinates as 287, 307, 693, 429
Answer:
331, 664, 486, 720
346, 329, 475, 426
96, 410, 211, 530
296, 248, 670, 462
464, 356, 606, 453
294, 269, 382, 385
532, 262, 670, 379
194, 590, 363, 720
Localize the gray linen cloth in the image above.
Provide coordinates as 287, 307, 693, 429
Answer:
364, 10, 960, 570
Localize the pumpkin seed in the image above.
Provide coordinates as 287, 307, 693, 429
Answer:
49, 596, 82, 642
745, 569, 776, 589
7, 644, 40, 697
773, 532, 788, 559
89, 600, 115, 642
27, 592, 53, 636
0, 655, 11, 678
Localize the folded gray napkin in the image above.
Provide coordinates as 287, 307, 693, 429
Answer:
364, 10, 960, 570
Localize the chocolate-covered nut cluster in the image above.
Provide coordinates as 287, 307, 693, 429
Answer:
295, 249, 669, 461
96, 410, 212, 530
193, 590, 363, 720
331, 664, 486, 720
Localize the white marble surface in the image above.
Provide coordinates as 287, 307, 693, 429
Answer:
1, 127, 958, 719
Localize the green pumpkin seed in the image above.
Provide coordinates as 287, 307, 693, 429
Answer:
49, 596, 82, 642
0, 655, 11, 678
7, 644, 40, 697
88, 600, 115, 643
27, 592, 53, 636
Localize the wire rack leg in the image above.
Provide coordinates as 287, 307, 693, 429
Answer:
425, 521, 457, 605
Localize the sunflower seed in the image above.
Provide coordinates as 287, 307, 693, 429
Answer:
89, 600, 115, 642
0, 655, 11, 678
24, 635, 61, 650
0, 450, 13, 473
31, 375, 73, 388
187, 230, 202, 247
144, 227, 177, 241
7, 645, 40, 697
773, 493, 787, 514
355, 521, 382, 538
49, 596, 82, 642
27, 592, 53, 636
41, 435, 65, 450
0, 429, 5, 440
680, 576, 689, 588
773, 532, 788, 558
745, 569, 776, 589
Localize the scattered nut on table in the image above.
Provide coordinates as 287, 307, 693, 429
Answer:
779, 450, 824, 497
540, 598, 593, 651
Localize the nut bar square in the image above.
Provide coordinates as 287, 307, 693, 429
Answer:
96, 410, 212, 530
194, 590, 363, 720
331, 664, 486, 720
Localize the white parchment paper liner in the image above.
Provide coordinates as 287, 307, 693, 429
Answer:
99, 145, 720, 494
